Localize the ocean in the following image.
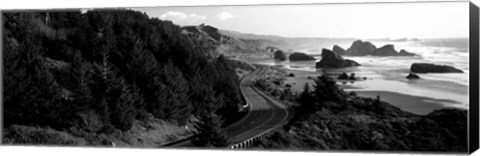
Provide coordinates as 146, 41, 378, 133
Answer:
246, 38, 470, 111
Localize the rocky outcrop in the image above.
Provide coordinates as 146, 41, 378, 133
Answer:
372, 44, 400, 56
399, 49, 416, 56
346, 40, 377, 56
334, 40, 416, 56
289, 52, 316, 61
274, 50, 287, 61
338, 72, 349, 80
410, 63, 463, 73
338, 72, 357, 80
333, 45, 347, 55
406, 73, 420, 79
316, 49, 361, 68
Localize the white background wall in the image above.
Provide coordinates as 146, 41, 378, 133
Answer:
1, 0, 479, 156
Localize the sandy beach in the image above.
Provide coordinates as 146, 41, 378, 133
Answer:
281, 68, 463, 115
354, 91, 452, 115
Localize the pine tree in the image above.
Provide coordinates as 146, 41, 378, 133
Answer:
162, 63, 192, 124
192, 113, 230, 147
129, 84, 148, 120
91, 43, 116, 128
125, 39, 161, 115
298, 83, 314, 106
126, 39, 159, 82
312, 75, 340, 102
108, 78, 138, 131
3, 10, 251, 137
3, 21, 66, 128
69, 53, 93, 111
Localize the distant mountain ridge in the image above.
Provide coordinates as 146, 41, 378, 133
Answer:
219, 29, 288, 41
220, 29, 357, 51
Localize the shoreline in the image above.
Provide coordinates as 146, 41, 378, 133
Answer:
354, 90, 461, 115
270, 65, 467, 115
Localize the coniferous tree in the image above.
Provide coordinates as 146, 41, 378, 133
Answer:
69, 53, 93, 111
108, 78, 138, 131
3, 10, 245, 137
312, 75, 341, 103
3, 15, 66, 127
125, 40, 161, 118
129, 84, 148, 120
214, 56, 242, 111
91, 46, 116, 128
192, 113, 230, 147
298, 83, 314, 107
291, 83, 318, 121
159, 62, 192, 124
126, 39, 159, 83
189, 68, 220, 116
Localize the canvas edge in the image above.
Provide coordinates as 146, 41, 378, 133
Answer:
469, 1, 480, 154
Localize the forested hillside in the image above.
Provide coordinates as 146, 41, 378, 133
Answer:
2, 10, 243, 146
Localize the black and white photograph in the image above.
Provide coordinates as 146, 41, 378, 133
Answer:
1, 0, 479, 155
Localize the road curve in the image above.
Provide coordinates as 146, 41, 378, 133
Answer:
224, 67, 292, 145
164, 67, 292, 148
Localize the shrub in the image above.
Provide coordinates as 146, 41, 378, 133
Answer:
3, 125, 86, 145
74, 110, 104, 133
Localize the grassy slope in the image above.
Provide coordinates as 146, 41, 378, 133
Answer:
3, 115, 194, 147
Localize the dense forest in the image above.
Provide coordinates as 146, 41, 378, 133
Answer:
253, 74, 467, 152
2, 10, 243, 146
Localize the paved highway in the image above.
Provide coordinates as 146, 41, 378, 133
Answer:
224, 67, 292, 145
164, 67, 292, 148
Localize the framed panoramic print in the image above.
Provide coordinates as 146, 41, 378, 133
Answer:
1, 0, 479, 155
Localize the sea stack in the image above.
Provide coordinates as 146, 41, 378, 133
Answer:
316, 49, 361, 68
273, 50, 287, 61
372, 44, 400, 56
341, 40, 416, 56
333, 45, 347, 55
398, 49, 416, 56
346, 40, 377, 56
410, 63, 464, 73
289, 52, 316, 61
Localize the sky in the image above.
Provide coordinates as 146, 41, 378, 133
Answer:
134, 2, 469, 39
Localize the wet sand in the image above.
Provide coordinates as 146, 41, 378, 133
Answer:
355, 91, 457, 115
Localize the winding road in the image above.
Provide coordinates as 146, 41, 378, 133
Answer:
164, 67, 293, 148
